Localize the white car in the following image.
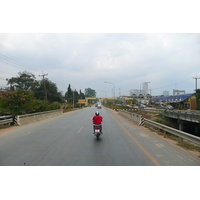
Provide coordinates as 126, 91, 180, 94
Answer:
140, 104, 146, 108
165, 105, 174, 110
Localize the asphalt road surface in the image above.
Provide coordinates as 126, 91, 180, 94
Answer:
0, 106, 200, 166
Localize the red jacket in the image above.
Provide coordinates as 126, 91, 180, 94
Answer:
93, 115, 103, 124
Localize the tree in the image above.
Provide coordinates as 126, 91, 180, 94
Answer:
6, 71, 38, 91
0, 90, 35, 116
85, 88, 96, 97
79, 90, 85, 99
34, 78, 63, 103
73, 90, 79, 104
65, 84, 73, 103
195, 89, 200, 110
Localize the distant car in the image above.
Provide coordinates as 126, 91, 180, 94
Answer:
139, 104, 146, 108
97, 105, 101, 109
156, 105, 165, 109
165, 105, 174, 110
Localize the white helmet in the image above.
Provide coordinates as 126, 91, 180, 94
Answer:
95, 111, 99, 116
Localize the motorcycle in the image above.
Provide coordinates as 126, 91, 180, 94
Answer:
93, 124, 102, 140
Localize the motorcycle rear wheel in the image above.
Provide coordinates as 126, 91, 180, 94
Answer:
96, 133, 100, 140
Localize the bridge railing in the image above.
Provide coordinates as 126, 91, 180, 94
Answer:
15, 109, 63, 125
0, 118, 13, 126
144, 118, 200, 146
0, 110, 63, 126
118, 110, 200, 147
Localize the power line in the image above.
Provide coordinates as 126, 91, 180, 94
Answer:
0, 52, 67, 91
0, 52, 40, 75
151, 77, 192, 91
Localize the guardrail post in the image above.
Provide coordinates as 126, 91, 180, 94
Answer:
138, 116, 145, 126
161, 127, 166, 138
180, 138, 184, 146
14, 116, 19, 126
163, 131, 166, 138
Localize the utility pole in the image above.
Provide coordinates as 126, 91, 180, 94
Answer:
193, 74, 200, 92
39, 71, 48, 101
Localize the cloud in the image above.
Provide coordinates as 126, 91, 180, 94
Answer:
1, 33, 200, 96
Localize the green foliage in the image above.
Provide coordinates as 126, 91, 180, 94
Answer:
85, 88, 96, 97
65, 84, 73, 103
65, 84, 85, 104
195, 89, 200, 110
7, 71, 38, 91
34, 78, 63, 103
0, 90, 35, 116
25, 100, 60, 113
6, 71, 63, 103
0, 90, 61, 116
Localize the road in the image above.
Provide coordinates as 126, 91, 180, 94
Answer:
0, 106, 200, 166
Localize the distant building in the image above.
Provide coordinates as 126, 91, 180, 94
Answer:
173, 89, 185, 95
142, 82, 149, 95
151, 93, 195, 110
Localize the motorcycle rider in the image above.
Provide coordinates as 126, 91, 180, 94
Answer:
92, 111, 103, 133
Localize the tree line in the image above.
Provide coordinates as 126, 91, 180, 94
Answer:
0, 71, 97, 116
0, 71, 96, 117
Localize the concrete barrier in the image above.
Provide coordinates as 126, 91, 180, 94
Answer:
118, 110, 142, 125
15, 109, 63, 126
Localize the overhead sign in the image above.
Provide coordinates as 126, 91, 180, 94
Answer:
78, 99, 85, 104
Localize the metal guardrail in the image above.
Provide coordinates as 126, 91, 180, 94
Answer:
144, 119, 200, 146
0, 110, 63, 126
0, 115, 12, 120
18, 109, 62, 119
118, 110, 200, 147
0, 118, 13, 126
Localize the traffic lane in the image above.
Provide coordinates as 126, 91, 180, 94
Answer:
0, 106, 156, 166
28, 106, 156, 166
0, 106, 177, 166
0, 111, 86, 166
107, 109, 200, 166
0, 107, 103, 166
97, 107, 158, 166
56, 106, 157, 166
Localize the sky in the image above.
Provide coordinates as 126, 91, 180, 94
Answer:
1, 33, 200, 97
1, 1, 200, 99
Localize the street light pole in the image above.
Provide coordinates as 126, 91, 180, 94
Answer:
104, 81, 115, 98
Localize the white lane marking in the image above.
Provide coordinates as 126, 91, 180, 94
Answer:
77, 127, 83, 133
24, 132, 31, 135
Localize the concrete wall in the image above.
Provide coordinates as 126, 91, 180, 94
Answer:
118, 110, 141, 124
16, 109, 63, 126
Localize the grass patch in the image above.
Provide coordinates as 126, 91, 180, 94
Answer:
158, 130, 200, 153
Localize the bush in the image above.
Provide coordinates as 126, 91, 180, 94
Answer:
0, 90, 61, 116
0, 90, 35, 116
26, 100, 61, 113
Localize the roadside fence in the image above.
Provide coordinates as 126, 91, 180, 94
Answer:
118, 110, 200, 147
